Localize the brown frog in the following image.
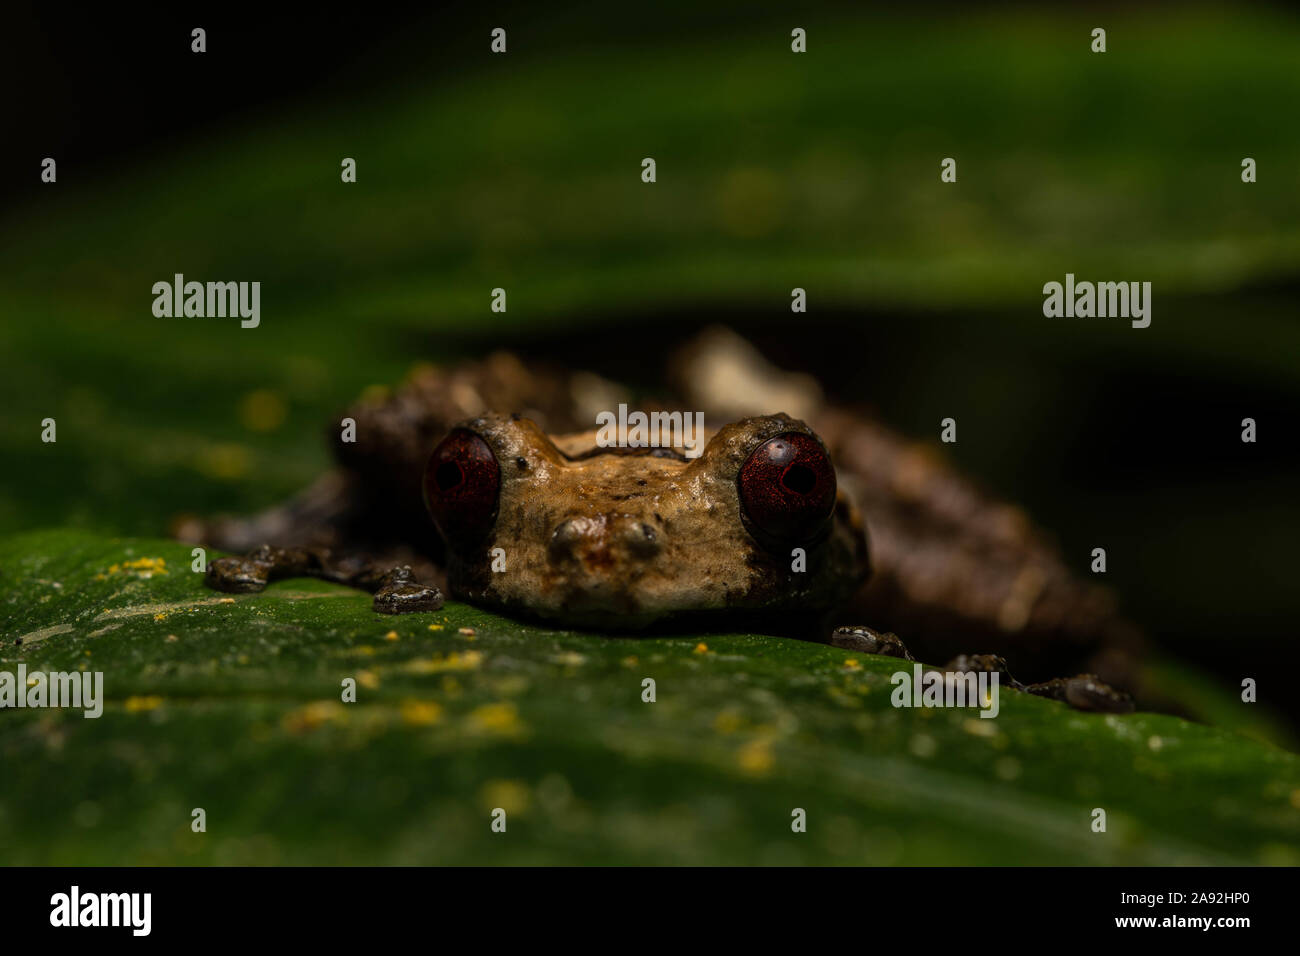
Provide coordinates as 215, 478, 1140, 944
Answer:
425, 412, 867, 629
188, 328, 1139, 712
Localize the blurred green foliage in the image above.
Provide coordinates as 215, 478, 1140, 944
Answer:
3, 530, 1298, 865
2, 6, 1298, 535
2, 5, 1298, 863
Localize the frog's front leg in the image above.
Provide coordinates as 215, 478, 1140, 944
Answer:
829, 624, 915, 660
830, 625, 1133, 714
206, 545, 444, 615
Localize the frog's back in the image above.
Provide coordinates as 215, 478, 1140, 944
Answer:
191, 330, 1144, 689
672, 328, 1144, 687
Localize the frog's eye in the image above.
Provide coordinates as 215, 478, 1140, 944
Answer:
737, 432, 837, 543
423, 429, 501, 545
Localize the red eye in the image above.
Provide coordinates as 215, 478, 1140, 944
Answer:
738, 432, 837, 542
423, 429, 501, 546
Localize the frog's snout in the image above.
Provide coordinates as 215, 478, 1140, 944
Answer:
548, 514, 661, 566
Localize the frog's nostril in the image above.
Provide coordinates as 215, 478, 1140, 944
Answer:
551, 519, 579, 546
549, 517, 595, 561
548, 515, 659, 562
625, 521, 660, 558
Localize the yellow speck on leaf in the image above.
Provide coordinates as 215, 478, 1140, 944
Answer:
843, 658, 861, 670
384, 630, 399, 642
826, 685, 858, 708
401, 700, 443, 726
102, 557, 169, 580
693, 643, 709, 655
283, 701, 344, 733
479, 779, 531, 815
196, 443, 251, 480
357, 670, 380, 689
405, 650, 483, 674
428, 624, 444, 631
737, 739, 774, 776
714, 708, 743, 735
238, 389, 288, 433
962, 718, 998, 738
621, 655, 638, 668
125, 696, 164, 713
469, 702, 523, 736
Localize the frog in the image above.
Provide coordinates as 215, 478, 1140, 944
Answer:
186, 327, 1140, 713
200, 411, 868, 628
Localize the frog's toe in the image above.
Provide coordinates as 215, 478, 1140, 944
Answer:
1063, 675, 1135, 714
944, 653, 1013, 677
205, 556, 272, 593
830, 625, 914, 660
1026, 674, 1134, 714
373, 581, 445, 614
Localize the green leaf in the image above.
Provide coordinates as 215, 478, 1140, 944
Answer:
3, 528, 1297, 864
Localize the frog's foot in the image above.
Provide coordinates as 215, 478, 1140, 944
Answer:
830, 624, 1135, 714
830, 624, 914, 660
940, 653, 1020, 685
206, 546, 443, 614
205, 556, 272, 593
205, 545, 323, 593
939, 655, 1133, 712
1024, 674, 1135, 714
370, 566, 444, 615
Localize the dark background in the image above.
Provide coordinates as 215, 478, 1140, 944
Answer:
3, 1, 1298, 725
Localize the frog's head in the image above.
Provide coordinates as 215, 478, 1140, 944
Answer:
422, 412, 869, 629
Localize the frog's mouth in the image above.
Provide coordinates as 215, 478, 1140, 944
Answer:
444, 499, 868, 633
444, 573, 858, 636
